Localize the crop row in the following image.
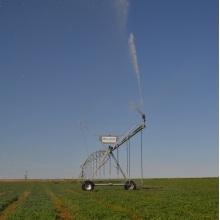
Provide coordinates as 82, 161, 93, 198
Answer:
0, 178, 218, 219
0, 182, 29, 214
0, 192, 18, 213
6, 183, 56, 220
47, 178, 219, 219
48, 182, 132, 220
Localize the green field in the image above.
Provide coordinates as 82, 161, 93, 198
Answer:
0, 178, 218, 220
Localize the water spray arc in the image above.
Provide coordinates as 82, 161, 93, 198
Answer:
129, 33, 143, 105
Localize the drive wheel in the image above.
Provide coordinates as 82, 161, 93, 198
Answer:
82, 180, 94, 191
124, 180, 136, 190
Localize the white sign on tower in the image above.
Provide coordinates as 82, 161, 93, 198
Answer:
100, 135, 119, 144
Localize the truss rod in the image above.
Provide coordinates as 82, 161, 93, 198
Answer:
111, 114, 145, 152
110, 152, 127, 180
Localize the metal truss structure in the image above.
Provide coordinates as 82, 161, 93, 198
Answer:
78, 113, 146, 191
78, 149, 110, 180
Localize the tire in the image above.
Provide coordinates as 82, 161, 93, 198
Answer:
82, 180, 94, 191
124, 180, 136, 190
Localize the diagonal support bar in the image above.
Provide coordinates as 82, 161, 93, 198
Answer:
111, 114, 145, 152
92, 151, 109, 179
110, 152, 127, 180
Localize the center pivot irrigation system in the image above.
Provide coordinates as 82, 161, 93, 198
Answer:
78, 112, 146, 191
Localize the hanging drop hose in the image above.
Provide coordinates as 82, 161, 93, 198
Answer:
128, 139, 131, 181
109, 156, 111, 182
126, 141, 128, 175
141, 129, 143, 186
117, 148, 119, 178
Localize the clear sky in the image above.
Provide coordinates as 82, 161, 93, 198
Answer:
0, 0, 218, 179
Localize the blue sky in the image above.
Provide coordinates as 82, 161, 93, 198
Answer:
0, 0, 218, 179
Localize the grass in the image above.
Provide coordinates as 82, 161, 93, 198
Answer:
0, 178, 218, 220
